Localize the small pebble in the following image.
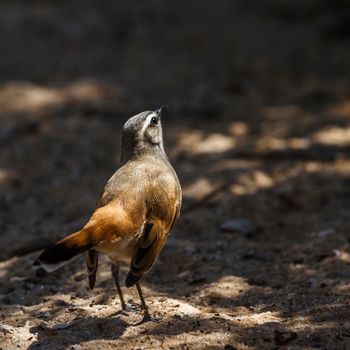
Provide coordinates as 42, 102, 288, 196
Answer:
220, 219, 256, 235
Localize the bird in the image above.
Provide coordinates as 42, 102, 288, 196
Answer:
33, 107, 182, 319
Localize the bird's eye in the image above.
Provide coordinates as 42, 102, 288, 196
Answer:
151, 116, 158, 125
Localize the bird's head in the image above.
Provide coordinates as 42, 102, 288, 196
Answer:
121, 106, 166, 162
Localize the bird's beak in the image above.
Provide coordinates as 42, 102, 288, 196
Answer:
155, 105, 167, 117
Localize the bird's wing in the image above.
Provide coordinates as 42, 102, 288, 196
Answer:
86, 249, 98, 289
125, 169, 182, 287
125, 219, 166, 287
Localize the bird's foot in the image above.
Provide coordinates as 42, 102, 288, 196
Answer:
121, 301, 140, 315
141, 310, 161, 323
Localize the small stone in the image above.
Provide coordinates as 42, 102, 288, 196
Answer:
220, 219, 256, 235
317, 228, 335, 237
185, 245, 199, 254
332, 249, 341, 257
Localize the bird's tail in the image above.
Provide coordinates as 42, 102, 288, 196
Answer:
33, 228, 101, 273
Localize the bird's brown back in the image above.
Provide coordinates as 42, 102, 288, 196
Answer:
97, 153, 181, 227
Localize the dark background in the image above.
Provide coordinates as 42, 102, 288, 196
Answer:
1, 1, 350, 349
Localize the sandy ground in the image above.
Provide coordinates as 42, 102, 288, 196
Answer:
1, 1, 350, 349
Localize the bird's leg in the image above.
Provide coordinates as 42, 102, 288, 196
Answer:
111, 263, 126, 311
135, 282, 160, 322
136, 282, 148, 313
136, 281, 156, 322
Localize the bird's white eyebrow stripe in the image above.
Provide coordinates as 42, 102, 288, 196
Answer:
140, 113, 156, 134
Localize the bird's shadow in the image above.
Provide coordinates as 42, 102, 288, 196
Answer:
27, 308, 161, 350
28, 311, 129, 350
